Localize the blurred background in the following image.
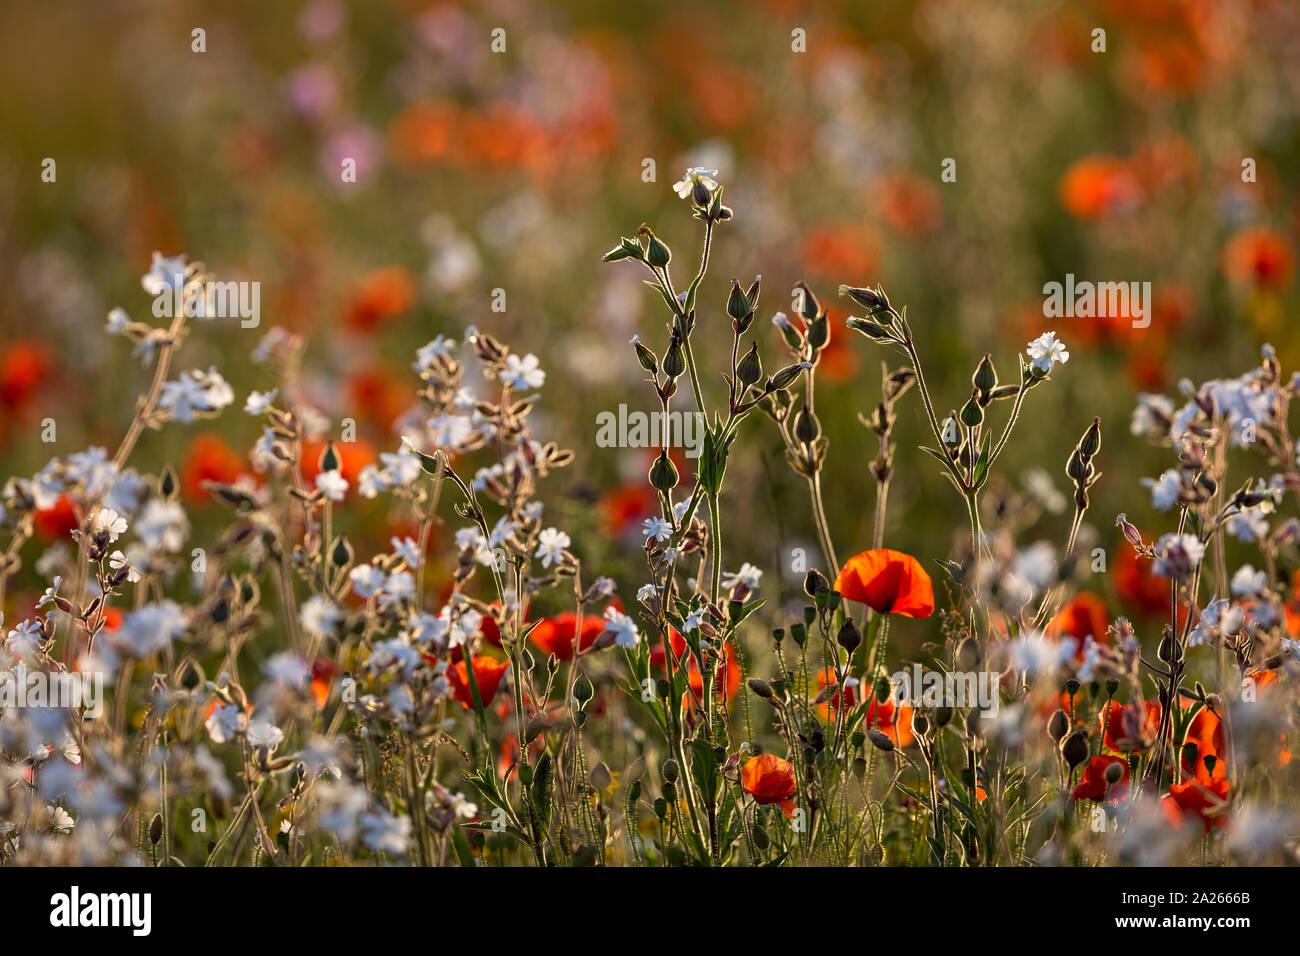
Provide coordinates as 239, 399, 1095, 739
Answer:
1, 0, 1298, 633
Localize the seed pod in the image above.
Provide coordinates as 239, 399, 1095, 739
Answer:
867, 729, 894, 752
661, 759, 679, 784
632, 337, 658, 373
727, 279, 751, 322
646, 233, 671, 268
662, 335, 686, 379
736, 341, 762, 386
793, 405, 820, 444
319, 440, 341, 473
972, 353, 998, 395
803, 568, 828, 597
836, 618, 862, 655
960, 396, 983, 427
956, 636, 982, 671
648, 452, 679, 492
149, 813, 163, 846
747, 678, 774, 699
1078, 417, 1102, 458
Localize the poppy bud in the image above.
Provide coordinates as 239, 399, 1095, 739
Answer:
662, 336, 686, 380
748, 678, 774, 699
1065, 679, 1081, 698
661, 759, 679, 784
648, 452, 679, 492
1060, 730, 1089, 770
1105, 678, 1119, 697
631, 337, 658, 374
793, 405, 820, 444
836, 618, 862, 655
1047, 709, 1070, 743
874, 676, 892, 703
790, 622, 807, 647
736, 341, 762, 386
1104, 760, 1124, 785
573, 673, 594, 706
149, 813, 163, 846
867, 729, 894, 752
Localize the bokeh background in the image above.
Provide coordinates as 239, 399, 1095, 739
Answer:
2, 0, 1298, 632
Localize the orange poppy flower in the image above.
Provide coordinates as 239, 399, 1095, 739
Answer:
1099, 699, 1161, 753
862, 694, 915, 748
1047, 592, 1110, 660
181, 433, 246, 503
1058, 155, 1140, 219
448, 657, 510, 710
1221, 227, 1294, 293
834, 549, 935, 618
310, 658, 336, 710
300, 437, 376, 490
1071, 755, 1130, 802
741, 753, 797, 817
1115, 542, 1172, 618
814, 666, 856, 721
1161, 777, 1230, 835
343, 267, 416, 333
1181, 705, 1226, 784
529, 612, 604, 661
346, 363, 410, 431
598, 483, 657, 537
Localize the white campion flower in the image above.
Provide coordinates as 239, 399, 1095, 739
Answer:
1026, 331, 1069, 374
244, 388, 277, 415
1188, 598, 1244, 648
1141, 469, 1182, 511
673, 166, 718, 199
379, 447, 423, 486
413, 335, 457, 373
1152, 533, 1205, 578
246, 719, 285, 752
681, 607, 707, 633
315, 470, 348, 502
300, 595, 342, 639
5, 619, 44, 658
37, 576, 63, 610
105, 308, 130, 335
1230, 564, 1267, 597
158, 367, 235, 423
602, 607, 640, 649
135, 499, 189, 553
501, 353, 546, 390
642, 516, 672, 543
427, 413, 474, 448
391, 535, 423, 568
93, 508, 128, 542
116, 601, 187, 656
349, 564, 386, 598
1008, 630, 1078, 676
379, 571, 415, 608
141, 251, 189, 296
48, 805, 75, 834
205, 703, 246, 744
360, 809, 412, 856
357, 464, 392, 499
536, 527, 570, 567
636, 583, 658, 604
721, 562, 763, 591
108, 550, 142, 583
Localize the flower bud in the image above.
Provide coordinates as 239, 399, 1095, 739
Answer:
631, 336, 658, 374
793, 405, 820, 444
972, 353, 998, 395
319, 440, 341, 473
794, 281, 820, 321
661, 759, 679, 784
803, 568, 828, 597
662, 336, 686, 379
648, 452, 679, 492
806, 314, 829, 351
960, 395, 983, 427
1060, 730, 1089, 770
768, 362, 810, 392
1104, 760, 1124, 785
867, 729, 894, 752
736, 341, 762, 386
1047, 709, 1070, 743
846, 317, 892, 339
645, 233, 671, 268
727, 279, 751, 322
747, 678, 774, 699
836, 618, 862, 655
1078, 417, 1102, 458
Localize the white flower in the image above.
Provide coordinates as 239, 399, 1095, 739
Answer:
380, 448, 423, 486
105, 308, 130, 335
536, 527, 570, 567
391, 535, 422, 568
603, 607, 640, 649
642, 516, 673, 543
141, 252, 189, 296
1231, 564, 1267, 597
1026, 331, 1069, 374
1142, 469, 1183, 512
158, 367, 235, 422
108, 550, 142, 583
673, 166, 718, 199
205, 703, 246, 744
134, 499, 189, 553
349, 564, 386, 598
5, 619, 44, 658
246, 719, 285, 752
244, 388, 278, 415
116, 601, 186, 656
681, 607, 707, 633
357, 464, 392, 499
1226, 509, 1268, 542
636, 583, 658, 604
300, 595, 342, 639
1152, 533, 1205, 578
427, 413, 473, 448
379, 571, 415, 608
1188, 598, 1245, 648
360, 809, 412, 856
501, 353, 546, 390
413, 336, 457, 373
316, 471, 349, 502
93, 508, 127, 542
1009, 630, 1077, 676
720, 562, 763, 591
48, 805, 75, 834
37, 576, 63, 610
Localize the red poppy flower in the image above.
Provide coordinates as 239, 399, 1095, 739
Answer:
649, 629, 740, 709
815, 666, 856, 720
741, 753, 797, 817
0, 341, 53, 410
1222, 226, 1294, 293
1047, 592, 1110, 661
33, 494, 80, 544
1099, 699, 1161, 753
529, 612, 604, 661
300, 437, 376, 490
310, 658, 336, 710
346, 363, 410, 431
1058, 155, 1140, 220
834, 549, 934, 618
862, 694, 915, 748
448, 657, 510, 710
1181, 705, 1226, 784
1071, 755, 1130, 802
181, 433, 246, 503
1161, 778, 1230, 835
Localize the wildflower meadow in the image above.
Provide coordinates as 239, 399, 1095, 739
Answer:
3, 0, 1300, 921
